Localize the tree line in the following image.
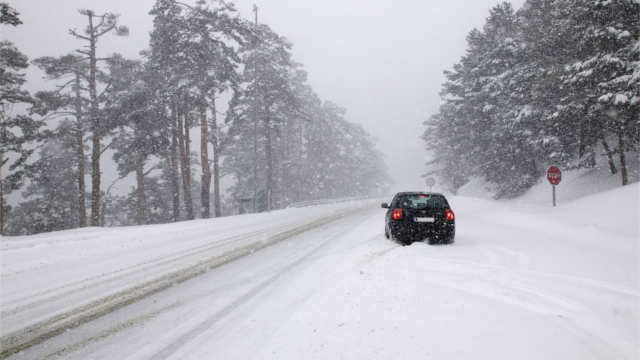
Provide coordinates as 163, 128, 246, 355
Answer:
0, 1, 390, 235
424, 0, 638, 198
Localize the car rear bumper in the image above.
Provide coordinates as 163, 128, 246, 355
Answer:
389, 221, 455, 241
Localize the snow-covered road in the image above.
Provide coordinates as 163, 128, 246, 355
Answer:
1, 185, 638, 359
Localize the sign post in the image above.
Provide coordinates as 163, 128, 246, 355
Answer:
317, 180, 326, 201
426, 177, 435, 192
546, 166, 562, 206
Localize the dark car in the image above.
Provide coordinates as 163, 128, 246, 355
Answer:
382, 192, 455, 245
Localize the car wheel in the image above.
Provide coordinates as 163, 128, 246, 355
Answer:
427, 236, 442, 245
443, 229, 455, 244
385, 225, 390, 239
392, 234, 404, 245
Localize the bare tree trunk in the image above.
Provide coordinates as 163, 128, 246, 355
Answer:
177, 105, 187, 194
179, 105, 194, 220
86, 15, 102, 227
264, 114, 273, 212
0, 162, 4, 235
171, 109, 180, 222
596, 121, 617, 175
618, 132, 628, 186
211, 99, 221, 218
135, 150, 146, 225
75, 75, 87, 228
578, 120, 586, 158
199, 91, 211, 219
184, 105, 194, 220
0, 117, 5, 233
70, 10, 126, 226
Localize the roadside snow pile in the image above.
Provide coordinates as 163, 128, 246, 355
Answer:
253, 184, 639, 360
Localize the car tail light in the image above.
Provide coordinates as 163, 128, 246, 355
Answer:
392, 208, 402, 220
445, 209, 455, 221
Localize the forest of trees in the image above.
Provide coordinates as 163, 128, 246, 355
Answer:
0, 1, 390, 236
424, 0, 638, 198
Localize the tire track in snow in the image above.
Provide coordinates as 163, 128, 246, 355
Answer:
0, 205, 372, 358
2, 224, 290, 316
521, 270, 640, 296
387, 245, 638, 359
126, 208, 381, 360
146, 243, 333, 360
40, 302, 181, 360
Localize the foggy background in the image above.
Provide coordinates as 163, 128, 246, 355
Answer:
2, 0, 526, 194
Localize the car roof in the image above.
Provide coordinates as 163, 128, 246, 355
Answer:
394, 192, 445, 197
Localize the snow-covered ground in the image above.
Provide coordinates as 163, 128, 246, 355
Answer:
1, 176, 638, 359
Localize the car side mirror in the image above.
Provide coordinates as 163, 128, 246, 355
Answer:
381, 203, 389, 209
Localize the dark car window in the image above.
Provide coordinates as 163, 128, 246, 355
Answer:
395, 195, 447, 209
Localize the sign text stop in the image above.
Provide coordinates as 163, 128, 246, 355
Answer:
547, 166, 562, 185
547, 166, 561, 206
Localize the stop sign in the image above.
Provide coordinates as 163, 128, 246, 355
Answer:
547, 166, 562, 185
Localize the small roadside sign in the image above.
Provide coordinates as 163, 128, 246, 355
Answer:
317, 180, 326, 190
426, 177, 435, 192
547, 166, 561, 185
547, 166, 561, 206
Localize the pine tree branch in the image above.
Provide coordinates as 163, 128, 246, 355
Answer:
143, 166, 156, 176
100, 140, 113, 155
69, 29, 90, 41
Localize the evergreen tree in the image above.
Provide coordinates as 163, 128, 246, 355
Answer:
31, 54, 91, 227
69, 9, 128, 226
187, 0, 249, 218
0, 4, 48, 234
562, 0, 639, 185
425, 3, 536, 197
106, 56, 171, 225
425, 0, 639, 196
147, 0, 198, 220
0, 2, 21, 26
4, 123, 81, 235
225, 24, 304, 210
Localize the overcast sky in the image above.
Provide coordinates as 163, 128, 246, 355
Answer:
3, 0, 526, 195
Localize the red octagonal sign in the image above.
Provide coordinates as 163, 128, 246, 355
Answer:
547, 166, 562, 185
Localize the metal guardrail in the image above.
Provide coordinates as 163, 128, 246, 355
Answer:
286, 196, 373, 209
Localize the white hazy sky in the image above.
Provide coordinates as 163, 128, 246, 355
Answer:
2, 0, 525, 194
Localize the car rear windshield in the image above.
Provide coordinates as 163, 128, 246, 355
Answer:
395, 195, 447, 209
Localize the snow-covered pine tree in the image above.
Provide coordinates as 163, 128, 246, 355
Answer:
425, 3, 533, 198
175, 0, 249, 218
147, 0, 198, 220
425, 0, 639, 195
0, 4, 48, 234
322, 105, 389, 198
562, 0, 639, 185
31, 54, 91, 227
224, 25, 390, 211
69, 9, 128, 226
4, 122, 81, 235
105, 56, 171, 225
225, 24, 300, 211
0, 3, 22, 26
